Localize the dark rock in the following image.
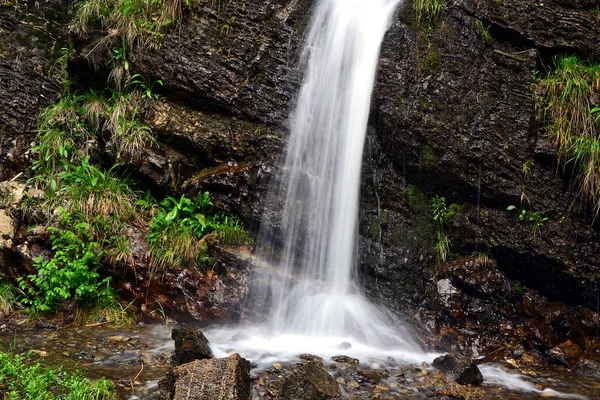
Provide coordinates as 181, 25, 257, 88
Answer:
269, 360, 340, 400
546, 347, 568, 366
432, 354, 484, 385
331, 355, 359, 365
159, 353, 251, 400
574, 359, 600, 379
171, 326, 213, 365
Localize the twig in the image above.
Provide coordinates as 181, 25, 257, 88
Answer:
130, 361, 144, 392
84, 321, 109, 327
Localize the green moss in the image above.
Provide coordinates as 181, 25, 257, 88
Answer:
368, 220, 380, 241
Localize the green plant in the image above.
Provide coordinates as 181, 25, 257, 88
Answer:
522, 159, 533, 178
431, 195, 451, 265
18, 219, 111, 312
507, 205, 548, 236
475, 19, 493, 44
415, 0, 443, 27
507, 204, 527, 221
535, 55, 600, 218
148, 192, 251, 269
74, 284, 136, 326
0, 351, 116, 399
528, 211, 549, 237
127, 73, 163, 99
0, 279, 18, 315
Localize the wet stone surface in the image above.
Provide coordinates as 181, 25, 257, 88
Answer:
1, 326, 600, 399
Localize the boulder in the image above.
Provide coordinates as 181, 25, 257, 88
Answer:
269, 360, 340, 400
574, 359, 600, 379
432, 354, 484, 386
159, 353, 251, 400
171, 326, 213, 365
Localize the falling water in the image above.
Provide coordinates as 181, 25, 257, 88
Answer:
250, 0, 418, 352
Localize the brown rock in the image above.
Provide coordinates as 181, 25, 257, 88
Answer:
159, 353, 251, 400
269, 360, 340, 400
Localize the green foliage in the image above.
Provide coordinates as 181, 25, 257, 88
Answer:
475, 19, 493, 44
18, 219, 111, 312
0, 279, 18, 315
535, 55, 600, 218
415, 0, 443, 44
507, 205, 549, 237
431, 195, 451, 265
0, 351, 116, 399
148, 192, 252, 269
74, 285, 136, 326
70, 0, 193, 70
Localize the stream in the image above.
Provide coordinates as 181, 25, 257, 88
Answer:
1, 324, 599, 399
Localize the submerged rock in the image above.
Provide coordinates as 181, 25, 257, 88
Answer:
171, 326, 213, 365
432, 354, 483, 386
159, 353, 251, 400
574, 359, 600, 379
269, 360, 340, 400
331, 355, 359, 365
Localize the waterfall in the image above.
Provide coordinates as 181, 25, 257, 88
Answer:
254, 0, 417, 351
206, 0, 426, 363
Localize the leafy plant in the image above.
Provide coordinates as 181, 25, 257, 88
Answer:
148, 192, 251, 269
507, 205, 527, 221
127, 73, 163, 99
528, 211, 549, 237
507, 205, 548, 236
0, 351, 116, 399
18, 219, 111, 312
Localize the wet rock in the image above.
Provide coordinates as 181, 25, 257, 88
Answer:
546, 347, 568, 366
432, 354, 483, 385
299, 354, 323, 362
574, 359, 600, 379
331, 355, 359, 365
159, 353, 251, 400
269, 360, 340, 400
171, 326, 213, 365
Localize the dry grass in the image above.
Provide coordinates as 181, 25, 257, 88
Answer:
536, 55, 600, 218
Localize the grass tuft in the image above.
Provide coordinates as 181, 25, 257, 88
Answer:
536, 55, 600, 218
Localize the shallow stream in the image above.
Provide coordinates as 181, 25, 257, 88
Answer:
1, 324, 599, 399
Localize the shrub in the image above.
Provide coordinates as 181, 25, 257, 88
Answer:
18, 219, 111, 312
0, 351, 116, 399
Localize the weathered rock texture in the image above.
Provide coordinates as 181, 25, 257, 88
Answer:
267, 360, 340, 400
432, 354, 484, 385
0, 0, 67, 180
159, 353, 251, 400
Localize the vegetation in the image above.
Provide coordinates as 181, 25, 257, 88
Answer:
17, 218, 111, 312
415, 0, 443, 44
148, 192, 252, 269
506, 205, 549, 237
535, 55, 600, 218
0, 351, 116, 399
0, 279, 18, 315
431, 195, 451, 265
475, 19, 493, 45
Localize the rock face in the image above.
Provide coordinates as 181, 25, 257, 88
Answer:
0, 0, 68, 180
171, 326, 214, 365
159, 353, 251, 400
267, 360, 340, 400
432, 354, 484, 386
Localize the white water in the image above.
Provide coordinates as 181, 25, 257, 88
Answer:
201, 2, 589, 398
252, 0, 416, 351
205, 0, 427, 361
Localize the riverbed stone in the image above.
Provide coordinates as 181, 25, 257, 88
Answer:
268, 360, 340, 400
159, 353, 251, 400
171, 326, 213, 365
432, 354, 483, 386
